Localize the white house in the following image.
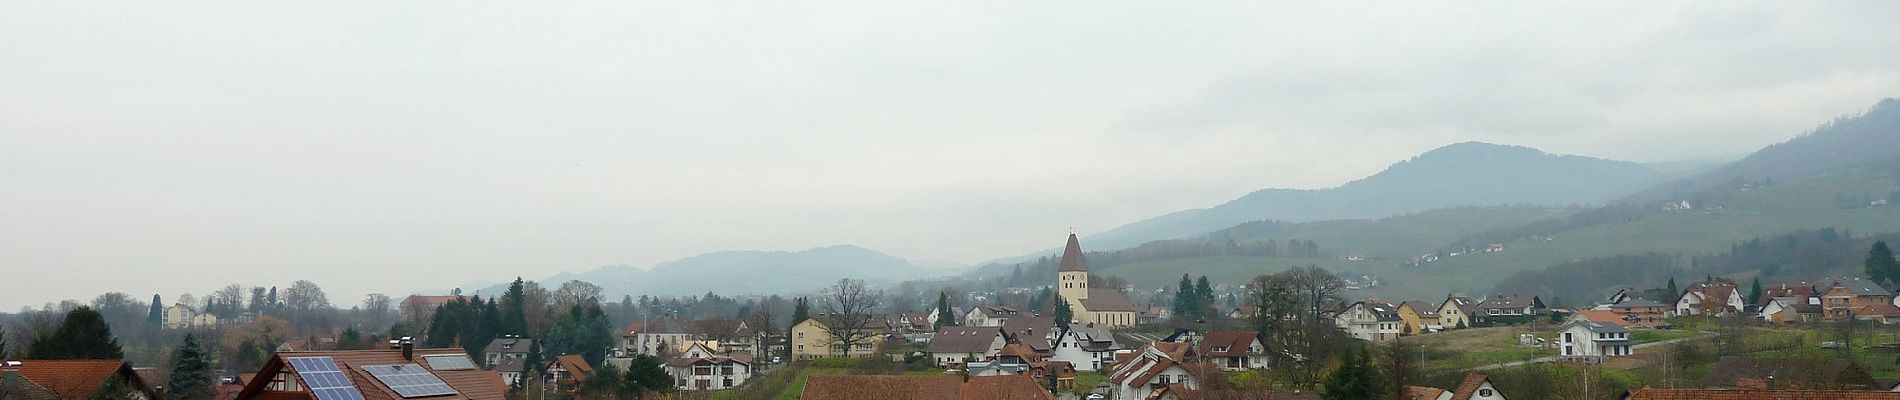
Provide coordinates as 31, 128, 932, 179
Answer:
1675, 282, 1746, 316
963, 305, 1021, 327
1105, 342, 1203, 400
1335, 300, 1402, 341
665, 342, 752, 390
1196, 331, 1269, 371
1050, 324, 1120, 371
623, 316, 697, 357
1558, 320, 1633, 363
926, 326, 1004, 367
1402, 372, 1509, 400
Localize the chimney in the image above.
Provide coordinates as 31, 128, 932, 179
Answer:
390, 337, 415, 361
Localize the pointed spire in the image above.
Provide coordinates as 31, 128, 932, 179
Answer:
1059, 233, 1089, 272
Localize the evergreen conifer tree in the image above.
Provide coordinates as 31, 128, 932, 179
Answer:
27, 306, 124, 359
1053, 298, 1074, 331
1749, 277, 1763, 305
934, 292, 954, 330
1666, 278, 1679, 300
148, 294, 164, 326
167, 334, 215, 400
1322, 344, 1378, 400
1867, 241, 1900, 283
1173, 274, 1194, 318
1194, 276, 1215, 320
502, 277, 528, 336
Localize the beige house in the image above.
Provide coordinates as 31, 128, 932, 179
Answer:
1438, 296, 1476, 329
162, 303, 218, 329
1054, 234, 1138, 327
789, 314, 887, 360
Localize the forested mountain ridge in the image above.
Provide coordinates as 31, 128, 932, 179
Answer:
1628, 98, 1900, 203
1070, 142, 1664, 253
475, 245, 922, 297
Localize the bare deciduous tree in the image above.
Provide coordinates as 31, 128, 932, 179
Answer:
554, 280, 603, 311
817, 278, 881, 358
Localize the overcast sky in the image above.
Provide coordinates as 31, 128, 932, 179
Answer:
5, 2, 1900, 309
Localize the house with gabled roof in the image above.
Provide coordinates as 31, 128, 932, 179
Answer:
966, 344, 1075, 391
1559, 320, 1633, 363
1336, 300, 1402, 341
664, 342, 751, 391
2, 359, 158, 400
789, 314, 888, 360
1675, 282, 1745, 317
1195, 331, 1268, 371
1473, 294, 1545, 323
928, 326, 1007, 368
1401, 372, 1507, 400
1105, 342, 1210, 400
480, 337, 533, 369
234, 344, 504, 400
1397, 301, 1442, 335
1438, 296, 1477, 329
622, 316, 696, 357
965, 305, 1022, 327
1050, 324, 1121, 372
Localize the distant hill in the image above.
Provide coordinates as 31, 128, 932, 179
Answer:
473, 245, 926, 297
1073, 142, 1663, 252
972, 98, 1900, 303
1631, 98, 1900, 202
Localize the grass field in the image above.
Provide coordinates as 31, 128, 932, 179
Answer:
1406, 326, 1557, 372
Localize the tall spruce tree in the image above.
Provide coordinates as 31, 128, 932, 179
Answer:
502, 278, 528, 336
168, 334, 214, 400
1053, 298, 1074, 331
148, 294, 164, 326
1173, 274, 1194, 318
1748, 277, 1763, 304
1666, 278, 1679, 300
1867, 241, 1900, 283
0, 326, 8, 359
1194, 276, 1215, 320
789, 297, 810, 361
1322, 344, 1378, 400
28, 306, 124, 359
934, 292, 954, 329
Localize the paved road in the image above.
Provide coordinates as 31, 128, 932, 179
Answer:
1473, 332, 1716, 370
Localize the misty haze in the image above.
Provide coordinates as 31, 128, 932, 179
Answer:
5, 2, 1900, 400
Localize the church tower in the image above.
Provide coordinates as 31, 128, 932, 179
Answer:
1057, 233, 1090, 303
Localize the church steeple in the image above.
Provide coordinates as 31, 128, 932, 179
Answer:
1058, 233, 1090, 302
1059, 233, 1088, 272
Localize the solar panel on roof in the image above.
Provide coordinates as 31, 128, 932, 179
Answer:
286, 357, 367, 400
364, 364, 459, 398
421, 355, 478, 371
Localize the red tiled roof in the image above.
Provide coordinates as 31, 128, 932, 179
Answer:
236, 348, 506, 400
1622, 388, 1900, 399
7, 360, 148, 400
555, 355, 593, 381
1448, 372, 1491, 400
1197, 331, 1261, 358
1576, 310, 1630, 326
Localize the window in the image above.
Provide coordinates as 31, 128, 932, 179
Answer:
1479, 388, 1494, 397
1563, 332, 1572, 343
1158, 375, 1170, 385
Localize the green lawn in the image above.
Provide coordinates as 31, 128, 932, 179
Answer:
1406, 326, 1557, 373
